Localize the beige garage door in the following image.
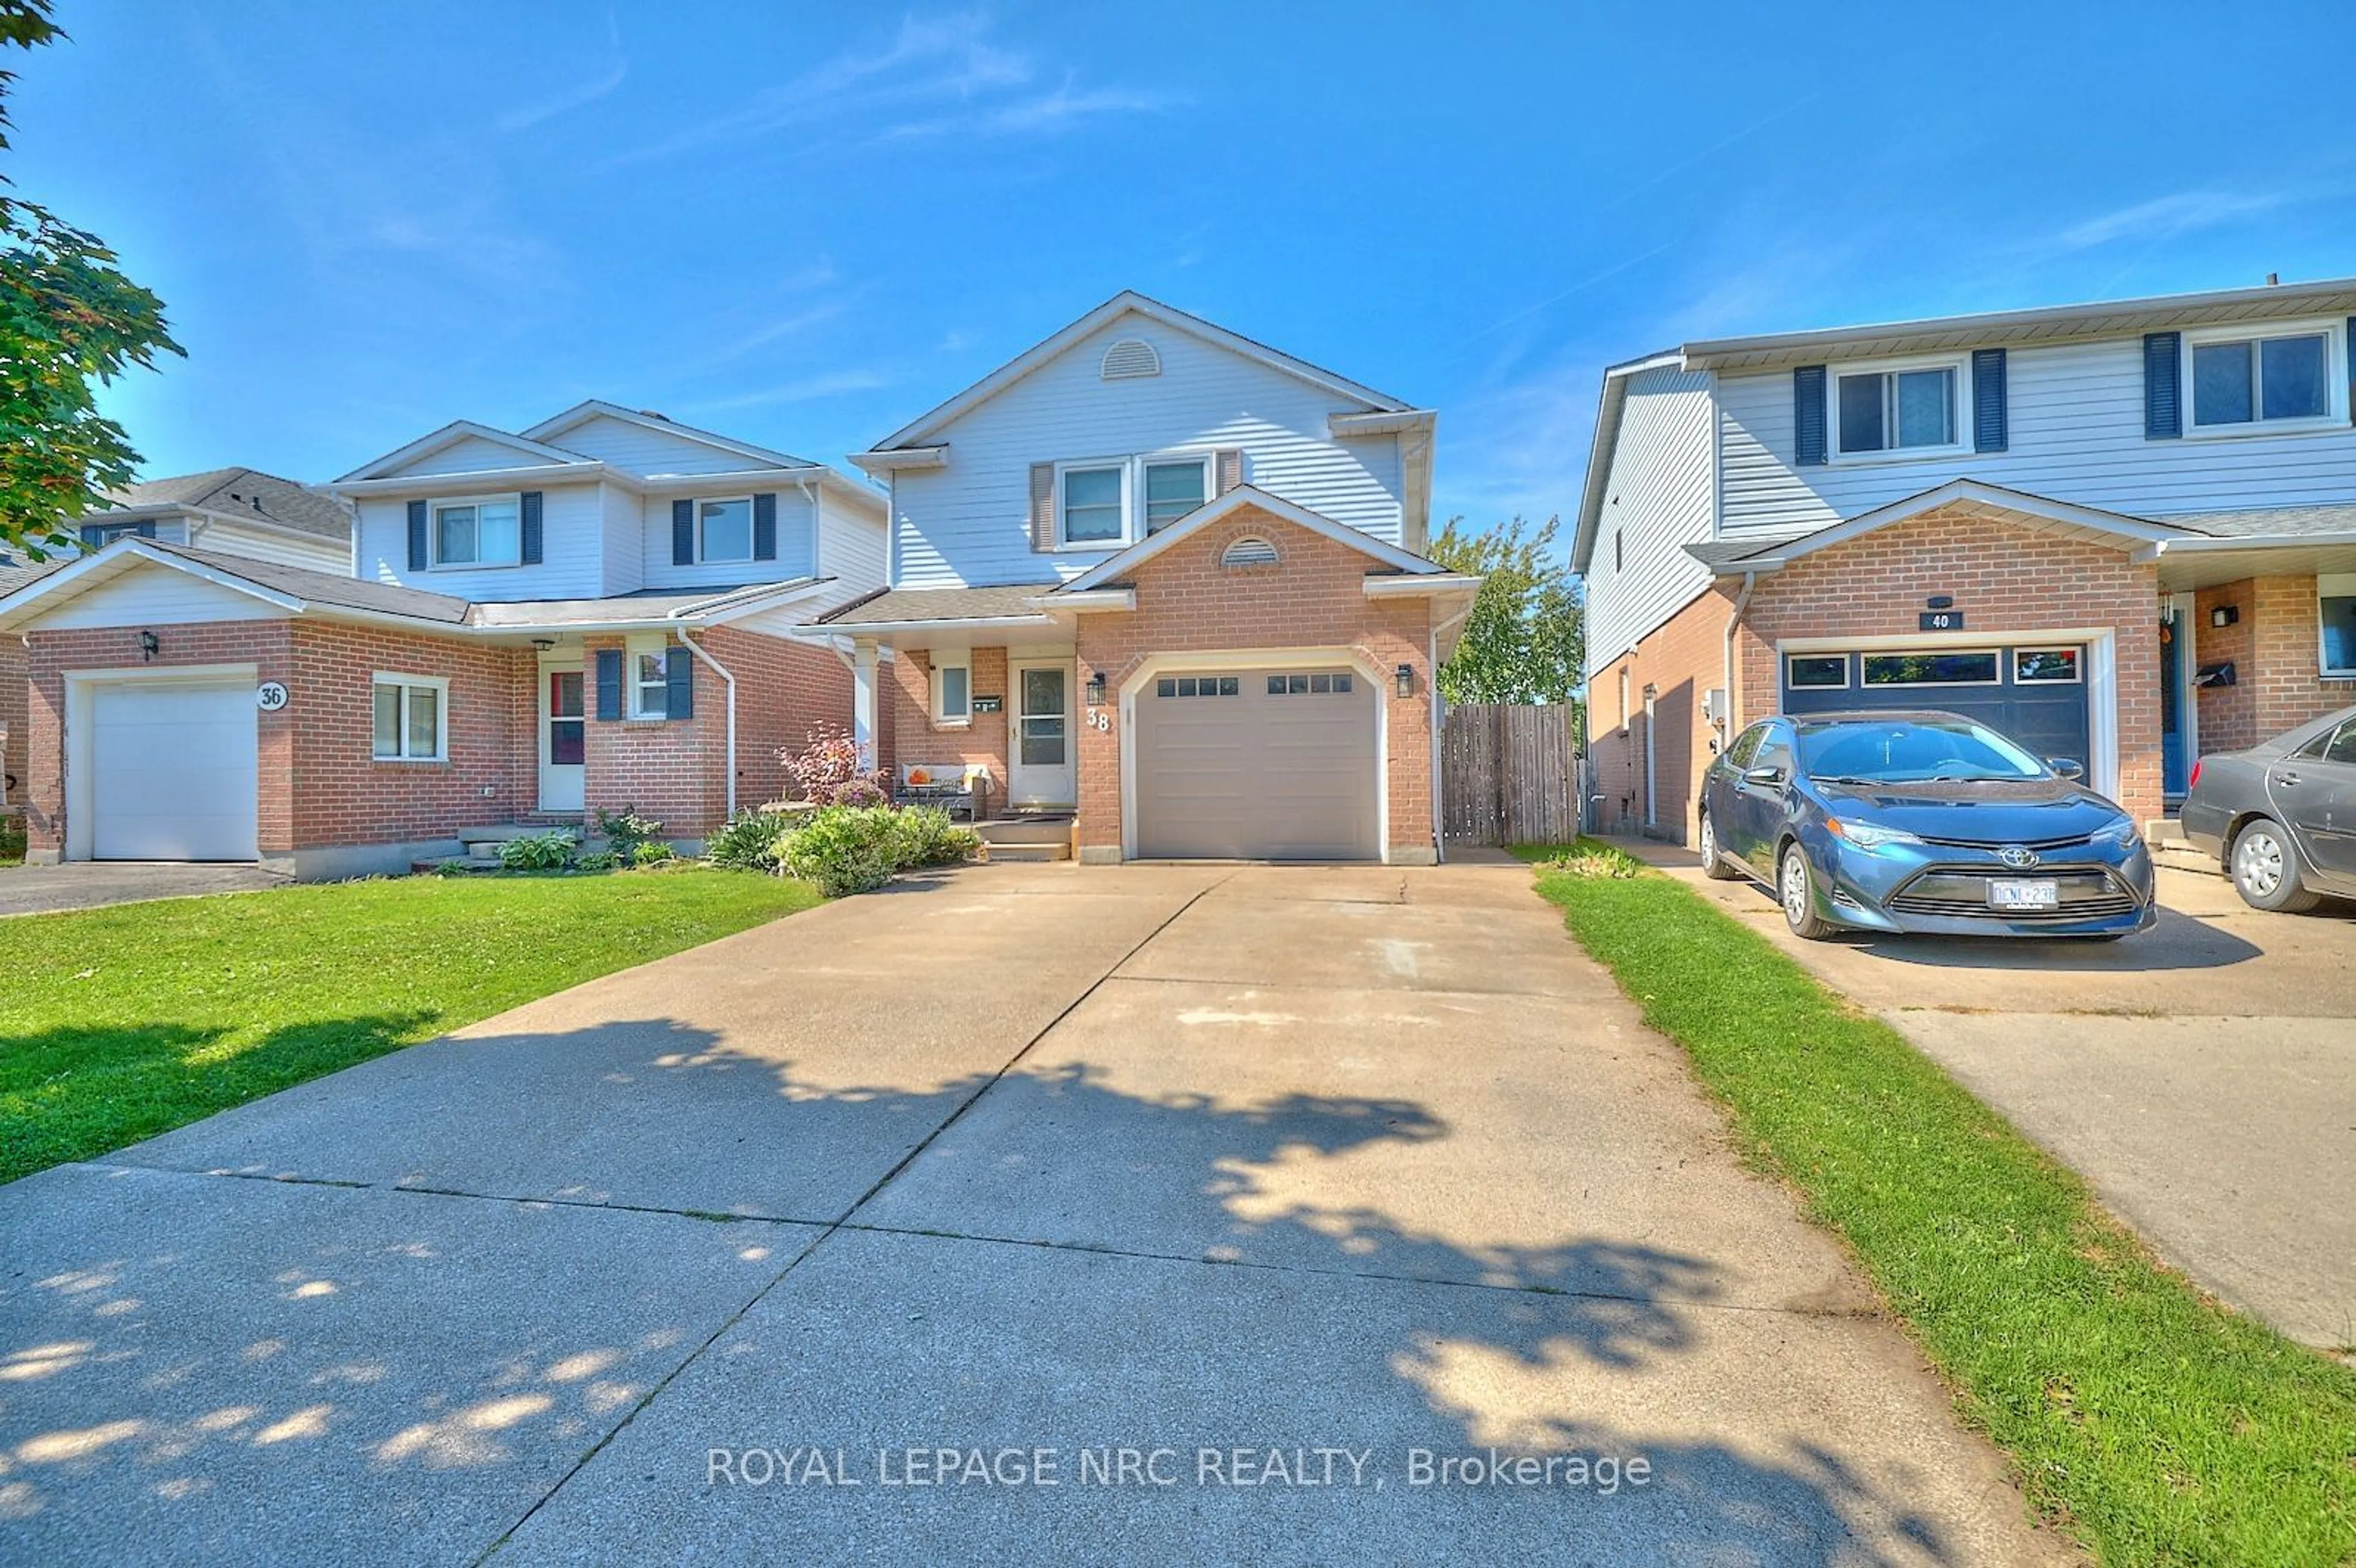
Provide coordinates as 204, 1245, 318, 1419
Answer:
1134, 667, 1379, 861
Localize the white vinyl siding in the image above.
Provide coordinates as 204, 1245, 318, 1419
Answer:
1719, 331, 2356, 534
25, 567, 287, 630
538, 413, 769, 475
807, 490, 889, 616
598, 482, 644, 596
637, 486, 818, 591
1580, 363, 1715, 682
890, 315, 1408, 589
385, 434, 555, 478
186, 518, 352, 574
356, 483, 604, 601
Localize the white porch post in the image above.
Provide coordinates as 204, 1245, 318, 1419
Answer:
852, 637, 880, 768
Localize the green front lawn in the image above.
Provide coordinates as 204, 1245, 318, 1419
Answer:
0, 869, 820, 1184
1517, 840, 2356, 1566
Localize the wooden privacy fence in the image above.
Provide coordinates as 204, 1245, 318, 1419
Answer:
1440, 702, 1582, 846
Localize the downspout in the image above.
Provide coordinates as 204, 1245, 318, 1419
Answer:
671, 624, 739, 820
1721, 571, 1757, 745
798, 476, 822, 578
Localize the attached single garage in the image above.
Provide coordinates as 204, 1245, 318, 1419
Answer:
69, 671, 260, 862
1780, 642, 2093, 766
1131, 663, 1379, 860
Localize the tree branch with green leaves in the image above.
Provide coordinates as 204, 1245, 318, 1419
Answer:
1428, 513, 1585, 721
0, 0, 183, 561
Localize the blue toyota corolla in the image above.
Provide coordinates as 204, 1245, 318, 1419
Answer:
1696, 710, 2156, 940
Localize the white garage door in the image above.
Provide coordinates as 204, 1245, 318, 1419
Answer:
1134, 667, 1379, 861
89, 679, 258, 861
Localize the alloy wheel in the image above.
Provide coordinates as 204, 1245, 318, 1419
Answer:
1781, 849, 1809, 923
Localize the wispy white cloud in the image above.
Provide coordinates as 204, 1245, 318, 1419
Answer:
2056, 188, 2289, 250
688, 369, 896, 412
495, 11, 628, 133
612, 10, 1168, 166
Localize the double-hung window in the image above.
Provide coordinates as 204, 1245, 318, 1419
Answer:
1834, 360, 1963, 458
932, 655, 972, 724
2190, 326, 2338, 432
699, 497, 753, 563
1056, 452, 1215, 547
432, 496, 521, 567
628, 635, 671, 719
2321, 574, 2356, 678
372, 675, 447, 761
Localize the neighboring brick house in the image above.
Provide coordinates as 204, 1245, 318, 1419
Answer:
1574, 277, 2356, 847
0, 405, 885, 875
833, 292, 1477, 863
0, 468, 352, 813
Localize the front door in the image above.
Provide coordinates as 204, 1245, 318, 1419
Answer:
539, 663, 585, 812
1009, 661, 1076, 809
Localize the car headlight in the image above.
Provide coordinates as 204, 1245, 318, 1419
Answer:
2096, 817, 2144, 849
1825, 819, 1923, 850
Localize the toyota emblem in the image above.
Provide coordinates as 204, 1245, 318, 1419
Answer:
1998, 846, 2039, 869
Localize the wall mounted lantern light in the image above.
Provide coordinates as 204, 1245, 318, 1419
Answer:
1085, 671, 1107, 707
1395, 663, 1415, 700
139, 630, 159, 661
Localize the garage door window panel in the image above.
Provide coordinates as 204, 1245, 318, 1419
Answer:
372, 675, 448, 761
1862, 651, 2000, 686
1786, 655, 1848, 689
2014, 648, 2082, 683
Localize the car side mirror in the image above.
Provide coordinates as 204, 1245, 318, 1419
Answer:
1742, 765, 1785, 788
2047, 758, 2085, 781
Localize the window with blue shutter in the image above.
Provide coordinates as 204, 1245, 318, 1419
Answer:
520, 491, 543, 564
2144, 332, 2182, 439
666, 646, 695, 720
594, 648, 623, 720
1793, 365, 1828, 465
753, 493, 777, 562
407, 499, 429, 571
1971, 348, 2008, 452
672, 499, 695, 566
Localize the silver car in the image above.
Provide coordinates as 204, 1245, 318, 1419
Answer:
2179, 704, 2356, 912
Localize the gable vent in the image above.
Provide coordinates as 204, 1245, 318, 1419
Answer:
1221, 536, 1279, 569
1100, 337, 1161, 381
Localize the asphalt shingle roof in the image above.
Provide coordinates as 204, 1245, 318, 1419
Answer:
818, 583, 1060, 626
97, 468, 352, 542
2149, 502, 2356, 538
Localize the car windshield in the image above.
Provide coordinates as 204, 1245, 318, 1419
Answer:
1797, 718, 2047, 783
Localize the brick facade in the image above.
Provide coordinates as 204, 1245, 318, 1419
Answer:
1, 643, 24, 815
23, 613, 855, 867
1071, 504, 1436, 859
889, 645, 1011, 813
1589, 507, 2173, 843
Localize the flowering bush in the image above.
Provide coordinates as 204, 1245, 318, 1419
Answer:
778, 807, 901, 897
779, 723, 888, 808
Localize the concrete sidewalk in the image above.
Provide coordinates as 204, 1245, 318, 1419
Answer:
0, 861, 2066, 1564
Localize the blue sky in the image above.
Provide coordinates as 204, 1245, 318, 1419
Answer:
17, 1, 2356, 539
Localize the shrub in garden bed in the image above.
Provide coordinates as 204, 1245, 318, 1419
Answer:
773, 805, 980, 896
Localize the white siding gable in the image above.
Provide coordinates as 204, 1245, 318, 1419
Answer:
810, 488, 888, 616
1719, 331, 2356, 534
355, 481, 605, 601
1583, 364, 1715, 677
385, 433, 572, 478
190, 519, 351, 574
891, 313, 1404, 590
27, 566, 286, 630
543, 413, 773, 477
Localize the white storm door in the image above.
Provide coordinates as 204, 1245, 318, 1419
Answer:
1009, 661, 1076, 809
539, 661, 586, 812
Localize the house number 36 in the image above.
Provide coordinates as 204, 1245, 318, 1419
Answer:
1087, 709, 1112, 732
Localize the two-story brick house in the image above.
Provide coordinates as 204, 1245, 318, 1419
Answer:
1574, 277, 2356, 845
0, 404, 884, 875
0, 467, 353, 813
831, 292, 1478, 863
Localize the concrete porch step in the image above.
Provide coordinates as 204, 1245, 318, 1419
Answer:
974, 815, 1075, 846
983, 841, 1070, 863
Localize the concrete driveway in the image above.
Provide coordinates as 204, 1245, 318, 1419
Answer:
1647, 845, 2356, 1354
0, 862, 288, 917
0, 862, 2066, 1564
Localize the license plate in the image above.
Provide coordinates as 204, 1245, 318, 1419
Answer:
1988, 878, 2059, 911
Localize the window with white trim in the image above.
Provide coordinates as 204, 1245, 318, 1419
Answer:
2321, 574, 2356, 678
371, 674, 447, 761
699, 497, 753, 563
1055, 452, 1215, 547
431, 495, 521, 567
932, 654, 972, 724
2014, 648, 2082, 683
1862, 650, 2000, 686
627, 634, 671, 719
2189, 325, 2339, 432
1833, 357, 1965, 458
1785, 654, 1848, 688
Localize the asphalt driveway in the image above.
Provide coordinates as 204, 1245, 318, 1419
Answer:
0, 862, 288, 917
1647, 844, 2356, 1353
0, 862, 2065, 1564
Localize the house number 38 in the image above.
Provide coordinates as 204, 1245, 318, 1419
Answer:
1087, 709, 1112, 732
